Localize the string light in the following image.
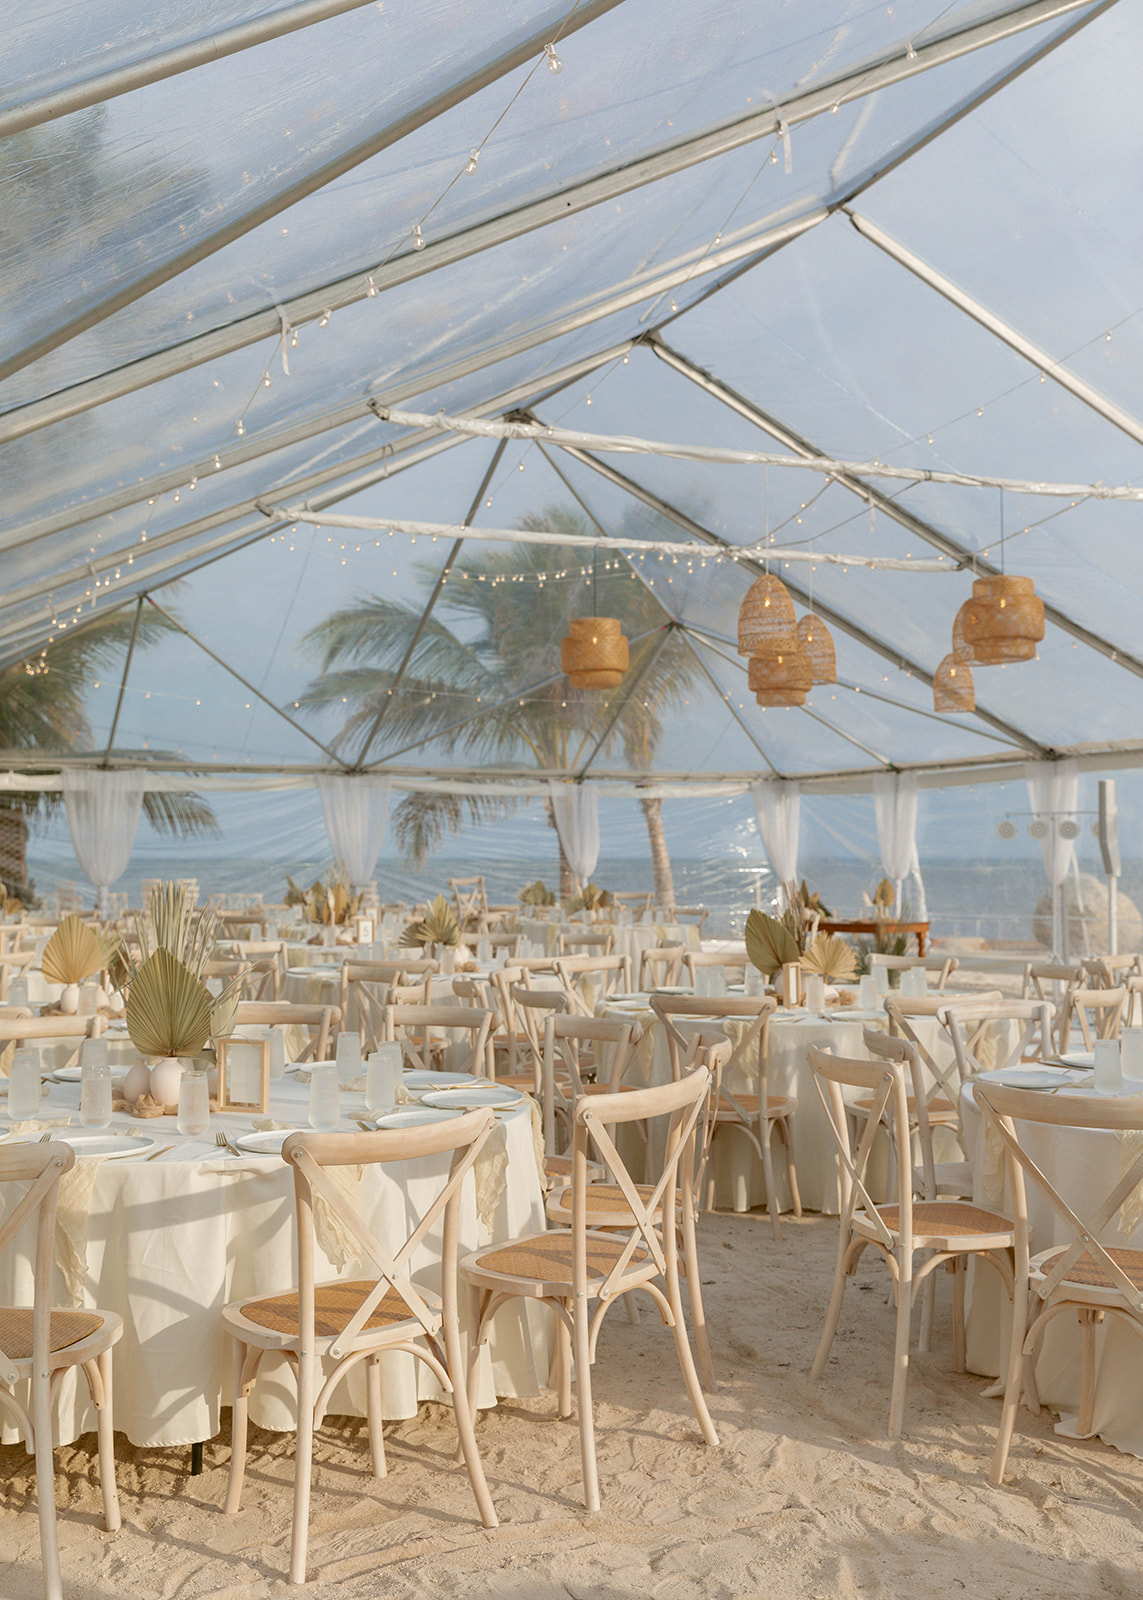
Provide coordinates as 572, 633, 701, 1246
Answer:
544, 42, 563, 72
465, 149, 479, 175
413, 225, 425, 250
319, 309, 331, 327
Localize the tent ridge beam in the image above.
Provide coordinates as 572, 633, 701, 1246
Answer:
0, 0, 384, 143
0, 0, 630, 388
649, 334, 1143, 682
544, 428, 1051, 758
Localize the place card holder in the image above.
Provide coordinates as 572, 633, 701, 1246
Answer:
355, 916, 375, 946
216, 1036, 271, 1114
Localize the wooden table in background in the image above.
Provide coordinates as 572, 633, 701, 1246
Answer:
817, 919, 931, 956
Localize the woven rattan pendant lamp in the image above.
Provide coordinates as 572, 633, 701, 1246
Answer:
796, 613, 836, 683
561, 550, 629, 689
961, 574, 1045, 664
952, 601, 979, 664
933, 653, 975, 711
737, 574, 796, 655
748, 645, 813, 707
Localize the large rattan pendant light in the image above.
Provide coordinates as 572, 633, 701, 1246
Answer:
952, 601, 979, 664
933, 652, 975, 711
796, 613, 836, 684
561, 549, 629, 689
961, 574, 1044, 664
737, 573, 797, 655
748, 646, 813, 707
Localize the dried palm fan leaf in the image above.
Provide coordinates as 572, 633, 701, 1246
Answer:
800, 933, 859, 984
744, 908, 801, 978
125, 948, 214, 1060
41, 915, 106, 986
132, 880, 220, 981
400, 894, 461, 949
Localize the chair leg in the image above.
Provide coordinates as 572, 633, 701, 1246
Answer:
556, 1310, 573, 1419
888, 1251, 913, 1439
224, 1337, 249, 1515
678, 1204, 716, 1393
760, 1121, 782, 1243
623, 1291, 641, 1326
810, 1232, 851, 1382
780, 1117, 802, 1218
663, 1253, 719, 1448
365, 1356, 387, 1479
288, 1349, 316, 1585
1077, 1310, 1099, 1437
571, 1295, 600, 1513
918, 1267, 935, 1356
32, 1366, 62, 1600
92, 1351, 121, 1533
441, 1296, 498, 1530
951, 1257, 967, 1375
990, 1273, 1029, 1485
465, 1283, 486, 1427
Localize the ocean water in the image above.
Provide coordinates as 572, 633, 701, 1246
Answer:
25, 848, 1136, 947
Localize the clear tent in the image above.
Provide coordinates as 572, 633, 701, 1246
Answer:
5, 0, 1143, 923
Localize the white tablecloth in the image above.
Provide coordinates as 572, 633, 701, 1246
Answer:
0, 1079, 549, 1450
517, 918, 700, 963
962, 1075, 1143, 1458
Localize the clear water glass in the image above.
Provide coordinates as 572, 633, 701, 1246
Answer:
7, 1047, 41, 1120
873, 963, 890, 995
804, 974, 826, 1015
6, 977, 28, 1008
1121, 1028, 1143, 1083
308, 1063, 341, 1130
267, 1027, 286, 1080
335, 1030, 363, 1085
80, 1047, 113, 1129
177, 1069, 211, 1136
365, 1043, 401, 1113
477, 937, 491, 963
858, 974, 879, 1010
1093, 1039, 1123, 1096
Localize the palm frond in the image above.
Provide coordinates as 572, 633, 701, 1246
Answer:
392, 790, 513, 868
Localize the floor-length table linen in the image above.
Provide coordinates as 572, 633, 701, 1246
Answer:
0, 1079, 549, 1450
962, 1075, 1143, 1459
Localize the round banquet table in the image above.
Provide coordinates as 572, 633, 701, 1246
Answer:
596, 998, 954, 1215
962, 1072, 1143, 1459
0, 1077, 549, 1450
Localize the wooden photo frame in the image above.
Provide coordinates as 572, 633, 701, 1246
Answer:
216, 1035, 271, 1114
355, 916, 376, 946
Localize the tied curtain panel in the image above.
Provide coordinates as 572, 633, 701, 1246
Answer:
316, 775, 393, 892
548, 781, 600, 885
874, 772, 919, 917
61, 770, 146, 914
751, 781, 800, 902
1026, 759, 1079, 957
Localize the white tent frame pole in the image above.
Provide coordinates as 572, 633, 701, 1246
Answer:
649, 334, 1143, 682
0, 343, 629, 661
0, 0, 631, 387
352, 439, 509, 765
0, 0, 385, 142
848, 208, 1143, 451
542, 427, 1052, 758
0, 0, 1094, 447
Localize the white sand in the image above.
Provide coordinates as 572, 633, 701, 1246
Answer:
2, 1211, 1141, 1598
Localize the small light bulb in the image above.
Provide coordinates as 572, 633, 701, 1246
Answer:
906, 40, 916, 58
319, 309, 331, 326
262, 372, 271, 388
366, 275, 378, 296
585, 393, 592, 405
236, 419, 245, 435
173, 489, 180, 503
465, 149, 479, 175
188, 478, 196, 491
289, 330, 298, 347
413, 224, 425, 250
213, 454, 222, 469
545, 42, 563, 72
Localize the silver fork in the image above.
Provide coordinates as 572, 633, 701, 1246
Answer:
214, 1130, 244, 1156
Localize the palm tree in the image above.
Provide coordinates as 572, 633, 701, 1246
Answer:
294, 507, 702, 900
0, 608, 218, 899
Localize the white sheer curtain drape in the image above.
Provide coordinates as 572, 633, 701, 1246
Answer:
874, 772, 919, 914
61, 770, 146, 915
316, 775, 392, 892
548, 781, 600, 884
751, 780, 800, 900
1026, 760, 1079, 956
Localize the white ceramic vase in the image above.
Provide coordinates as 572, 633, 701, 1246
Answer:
59, 982, 79, 1015
122, 1060, 151, 1102
148, 1056, 185, 1107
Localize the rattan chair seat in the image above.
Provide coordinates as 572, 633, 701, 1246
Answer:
467, 1229, 650, 1288
716, 1092, 794, 1117
0, 1307, 104, 1361
873, 1201, 1013, 1238
238, 1281, 435, 1341
1033, 1245, 1143, 1293
546, 1181, 679, 1225
854, 1093, 957, 1119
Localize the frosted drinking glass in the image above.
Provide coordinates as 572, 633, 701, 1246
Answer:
1093, 1039, 1122, 1096
859, 975, 879, 1010
7, 1048, 41, 1120
804, 975, 826, 1015
177, 1069, 210, 1136
80, 1060, 112, 1129
309, 1064, 340, 1130
1121, 1028, 1143, 1082
873, 964, 890, 995
335, 1031, 363, 1085
365, 1043, 401, 1113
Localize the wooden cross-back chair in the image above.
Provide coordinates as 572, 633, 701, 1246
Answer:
880, 991, 1005, 1127
1061, 986, 1127, 1050
639, 943, 687, 990
448, 875, 488, 935
222, 1113, 499, 1584
230, 940, 289, 1000
1081, 954, 1141, 989
683, 949, 749, 989
1022, 963, 1084, 1052
650, 992, 797, 1239
0, 1013, 106, 1077
383, 1003, 493, 1077
538, 1012, 643, 1152
553, 952, 632, 1017
0, 948, 36, 1001
340, 960, 434, 1050
809, 1046, 1016, 1439
556, 930, 615, 958
203, 956, 266, 1001
976, 1083, 1143, 1485
871, 953, 959, 990
613, 890, 653, 917
487, 930, 523, 959
461, 1068, 719, 1513
545, 1033, 731, 1390
499, 983, 568, 1092
233, 1002, 340, 1063
0, 1142, 122, 1600
673, 907, 710, 936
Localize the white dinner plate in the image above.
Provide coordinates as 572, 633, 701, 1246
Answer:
421, 1085, 521, 1110
982, 1067, 1087, 1090
47, 1064, 131, 1085
1056, 1052, 1095, 1070
371, 1106, 463, 1128
233, 1129, 302, 1155
14, 1130, 159, 1160
403, 1070, 481, 1088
